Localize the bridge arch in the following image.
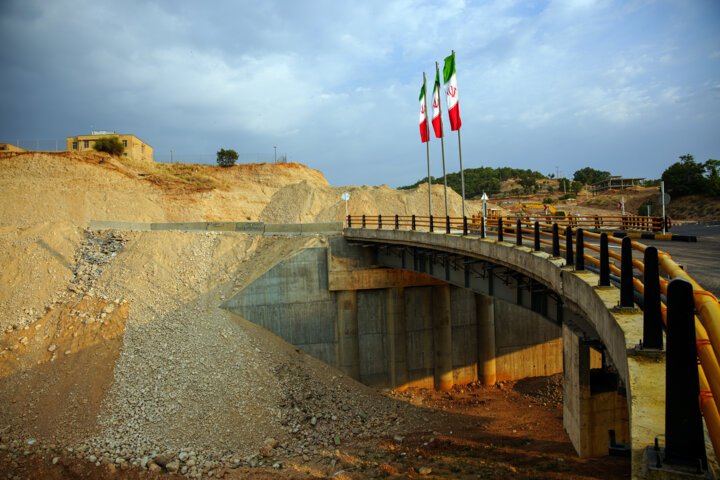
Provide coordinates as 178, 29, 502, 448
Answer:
342, 227, 661, 475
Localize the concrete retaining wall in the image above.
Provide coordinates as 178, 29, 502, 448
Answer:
222, 239, 564, 389
89, 220, 342, 235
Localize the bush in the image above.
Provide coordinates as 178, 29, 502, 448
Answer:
542, 198, 554, 204
93, 136, 125, 156
216, 148, 239, 167
573, 167, 610, 185
558, 194, 577, 201
638, 198, 659, 216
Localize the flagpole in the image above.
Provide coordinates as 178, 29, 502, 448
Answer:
423, 72, 432, 217
436, 61, 448, 218
457, 124, 465, 218
453, 50, 466, 218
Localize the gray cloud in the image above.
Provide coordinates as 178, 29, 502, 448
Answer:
1, 0, 718, 187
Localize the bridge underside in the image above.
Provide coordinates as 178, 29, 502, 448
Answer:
221, 233, 648, 463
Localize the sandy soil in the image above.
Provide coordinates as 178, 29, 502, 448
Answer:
2, 151, 689, 479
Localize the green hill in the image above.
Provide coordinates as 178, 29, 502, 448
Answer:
399, 167, 546, 199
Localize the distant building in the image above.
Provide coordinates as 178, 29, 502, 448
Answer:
0, 143, 25, 153
589, 176, 645, 195
66, 131, 153, 162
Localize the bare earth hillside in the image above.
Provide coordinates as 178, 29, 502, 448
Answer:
0, 152, 630, 479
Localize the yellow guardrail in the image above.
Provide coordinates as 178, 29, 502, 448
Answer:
348, 213, 720, 461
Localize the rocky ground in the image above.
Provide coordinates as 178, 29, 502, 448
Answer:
0, 374, 630, 479
4, 151, 700, 479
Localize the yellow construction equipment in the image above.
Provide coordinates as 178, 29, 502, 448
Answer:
520, 203, 567, 217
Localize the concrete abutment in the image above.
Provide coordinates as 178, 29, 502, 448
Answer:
222, 238, 565, 391
220, 234, 635, 466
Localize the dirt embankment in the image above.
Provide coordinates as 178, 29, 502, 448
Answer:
0, 152, 632, 479
0, 151, 485, 228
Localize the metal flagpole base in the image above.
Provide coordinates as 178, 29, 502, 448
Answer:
646, 446, 713, 478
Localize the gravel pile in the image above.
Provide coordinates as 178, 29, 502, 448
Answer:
68, 230, 128, 297
513, 374, 564, 407
272, 354, 423, 456
28, 230, 423, 478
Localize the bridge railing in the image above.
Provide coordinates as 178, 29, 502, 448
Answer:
346, 213, 720, 467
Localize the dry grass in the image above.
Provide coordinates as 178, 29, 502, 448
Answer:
115, 156, 228, 191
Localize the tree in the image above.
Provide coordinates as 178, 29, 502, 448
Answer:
661, 154, 706, 197
93, 136, 125, 156
216, 148, 238, 167
557, 178, 570, 193
705, 159, 720, 196
573, 167, 610, 186
518, 175, 536, 193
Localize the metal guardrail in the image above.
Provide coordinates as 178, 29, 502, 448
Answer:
347, 213, 720, 471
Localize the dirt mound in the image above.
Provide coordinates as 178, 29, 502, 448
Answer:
0, 229, 427, 478
259, 180, 486, 224
1, 150, 576, 478
0, 152, 333, 227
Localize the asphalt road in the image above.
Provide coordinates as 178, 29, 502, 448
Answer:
643, 223, 720, 298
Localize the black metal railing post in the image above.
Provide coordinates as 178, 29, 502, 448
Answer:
395, 214, 399, 230
480, 217, 486, 239
378, 214, 382, 229
446, 215, 451, 234
664, 277, 707, 471
552, 223, 560, 257
642, 246, 663, 350
620, 237, 634, 308
534, 221, 540, 251
412, 214, 416, 231
516, 219, 522, 246
347, 215, 352, 228
575, 228, 584, 270
498, 217, 504, 242
429, 215, 434, 233
463, 216, 468, 236
565, 226, 574, 266
362, 214, 366, 228
594, 215, 600, 229
599, 233, 610, 286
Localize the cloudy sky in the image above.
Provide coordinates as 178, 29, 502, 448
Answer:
1, 0, 719, 188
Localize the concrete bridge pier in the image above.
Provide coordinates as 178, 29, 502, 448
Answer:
476, 294, 497, 386
563, 324, 630, 458
384, 287, 408, 387
336, 290, 360, 379
433, 284, 454, 391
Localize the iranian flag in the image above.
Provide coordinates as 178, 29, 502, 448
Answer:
419, 83, 429, 143
432, 70, 443, 138
443, 52, 462, 130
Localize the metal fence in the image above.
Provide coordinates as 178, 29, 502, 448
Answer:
156, 152, 288, 165
346, 213, 720, 469
0, 140, 290, 165
0, 139, 65, 151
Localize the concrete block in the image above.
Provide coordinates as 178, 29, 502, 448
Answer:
235, 222, 264, 233
151, 222, 209, 231
264, 223, 302, 235
205, 222, 237, 231
301, 222, 343, 234
88, 220, 150, 231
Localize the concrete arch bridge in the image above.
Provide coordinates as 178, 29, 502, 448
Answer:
221, 216, 720, 479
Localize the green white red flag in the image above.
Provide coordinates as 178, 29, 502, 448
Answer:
419, 83, 429, 143
443, 52, 461, 131
432, 70, 443, 138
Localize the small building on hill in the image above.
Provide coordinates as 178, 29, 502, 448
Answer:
66, 131, 153, 162
0, 143, 25, 153
589, 176, 645, 195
